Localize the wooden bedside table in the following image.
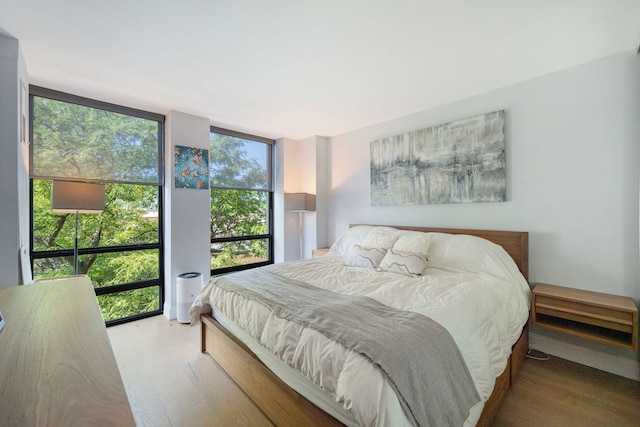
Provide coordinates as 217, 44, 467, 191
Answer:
312, 248, 330, 257
531, 283, 638, 350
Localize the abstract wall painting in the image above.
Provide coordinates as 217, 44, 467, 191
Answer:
370, 110, 506, 205
174, 145, 209, 189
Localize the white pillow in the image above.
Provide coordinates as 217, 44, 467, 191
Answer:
328, 226, 397, 255
391, 232, 432, 255
344, 245, 387, 269
378, 249, 429, 277
362, 230, 399, 250
328, 226, 375, 255
426, 233, 494, 273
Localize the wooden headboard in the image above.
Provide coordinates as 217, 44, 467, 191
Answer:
351, 224, 529, 281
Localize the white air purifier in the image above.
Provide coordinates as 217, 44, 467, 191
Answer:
176, 272, 203, 323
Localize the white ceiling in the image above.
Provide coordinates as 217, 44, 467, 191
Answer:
1, 0, 638, 140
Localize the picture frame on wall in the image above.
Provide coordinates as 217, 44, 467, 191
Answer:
174, 145, 209, 190
370, 110, 506, 206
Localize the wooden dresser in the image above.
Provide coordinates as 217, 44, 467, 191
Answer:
0, 279, 135, 426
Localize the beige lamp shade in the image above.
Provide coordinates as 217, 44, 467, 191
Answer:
284, 193, 316, 212
52, 181, 106, 214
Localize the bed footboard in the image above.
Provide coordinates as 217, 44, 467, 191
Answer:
201, 313, 345, 426
201, 314, 528, 427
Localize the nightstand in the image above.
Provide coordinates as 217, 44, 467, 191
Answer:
531, 283, 638, 350
312, 248, 330, 257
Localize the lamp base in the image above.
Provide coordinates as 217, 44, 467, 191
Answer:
73, 212, 79, 275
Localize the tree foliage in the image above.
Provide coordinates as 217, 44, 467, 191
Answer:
209, 133, 268, 190
31, 97, 272, 322
32, 97, 160, 183
32, 179, 161, 321
209, 133, 270, 269
31, 95, 163, 322
210, 189, 267, 238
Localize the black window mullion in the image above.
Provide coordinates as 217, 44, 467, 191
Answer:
32, 243, 160, 260
30, 85, 164, 123
105, 310, 161, 327
268, 190, 274, 261
210, 234, 271, 244
94, 279, 160, 296
210, 125, 274, 145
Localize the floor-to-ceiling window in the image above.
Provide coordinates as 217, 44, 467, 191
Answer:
209, 126, 274, 275
29, 86, 164, 325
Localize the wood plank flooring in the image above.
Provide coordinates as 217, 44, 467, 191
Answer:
108, 314, 640, 427
493, 354, 640, 427
107, 315, 272, 427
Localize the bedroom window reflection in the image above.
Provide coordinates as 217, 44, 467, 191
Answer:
209, 127, 274, 275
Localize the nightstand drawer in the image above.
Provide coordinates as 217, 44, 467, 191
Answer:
535, 295, 635, 333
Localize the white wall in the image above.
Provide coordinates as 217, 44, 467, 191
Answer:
0, 32, 29, 287
280, 136, 329, 260
280, 136, 307, 261
329, 51, 640, 301
327, 51, 640, 378
273, 138, 287, 263
299, 136, 318, 258
315, 136, 329, 250
163, 110, 211, 319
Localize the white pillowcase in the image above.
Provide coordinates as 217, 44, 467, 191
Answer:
328, 226, 397, 255
378, 248, 429, 277
344, 245, 387, 269
392, 232, 432, 255
424, 233, 490, 273
362, 230, 399, 250
328, 226, 375, 255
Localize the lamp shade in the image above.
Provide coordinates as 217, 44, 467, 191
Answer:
284, 192, 316, 212
52, 181, 106, 214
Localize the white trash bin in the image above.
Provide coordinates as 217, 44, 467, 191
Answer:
176, 272, 203, 323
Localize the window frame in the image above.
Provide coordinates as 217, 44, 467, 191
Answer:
29, 86, 165, 326
209, 126, 274, 276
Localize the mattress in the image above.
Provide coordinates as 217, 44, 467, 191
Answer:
191, 228, 531, 426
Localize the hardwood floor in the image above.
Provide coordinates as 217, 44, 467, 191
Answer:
108, 315, 640, 427
107, 315, 272, 427
493, 354, 640, 427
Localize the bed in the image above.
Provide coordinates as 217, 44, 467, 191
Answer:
190, 225, 531, 426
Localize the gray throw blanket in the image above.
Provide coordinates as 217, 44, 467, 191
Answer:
214, 268, 480, 427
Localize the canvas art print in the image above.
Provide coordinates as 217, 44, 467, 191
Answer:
370, 110, 506, 205
174, 145, 209, 189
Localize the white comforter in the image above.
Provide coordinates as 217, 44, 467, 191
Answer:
191, 229, 531, 427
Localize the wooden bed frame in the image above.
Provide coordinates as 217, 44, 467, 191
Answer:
200, 226, 530, 426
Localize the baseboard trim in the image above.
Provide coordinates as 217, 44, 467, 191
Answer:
529, 332, 639, 381
163, 302, 176, 320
